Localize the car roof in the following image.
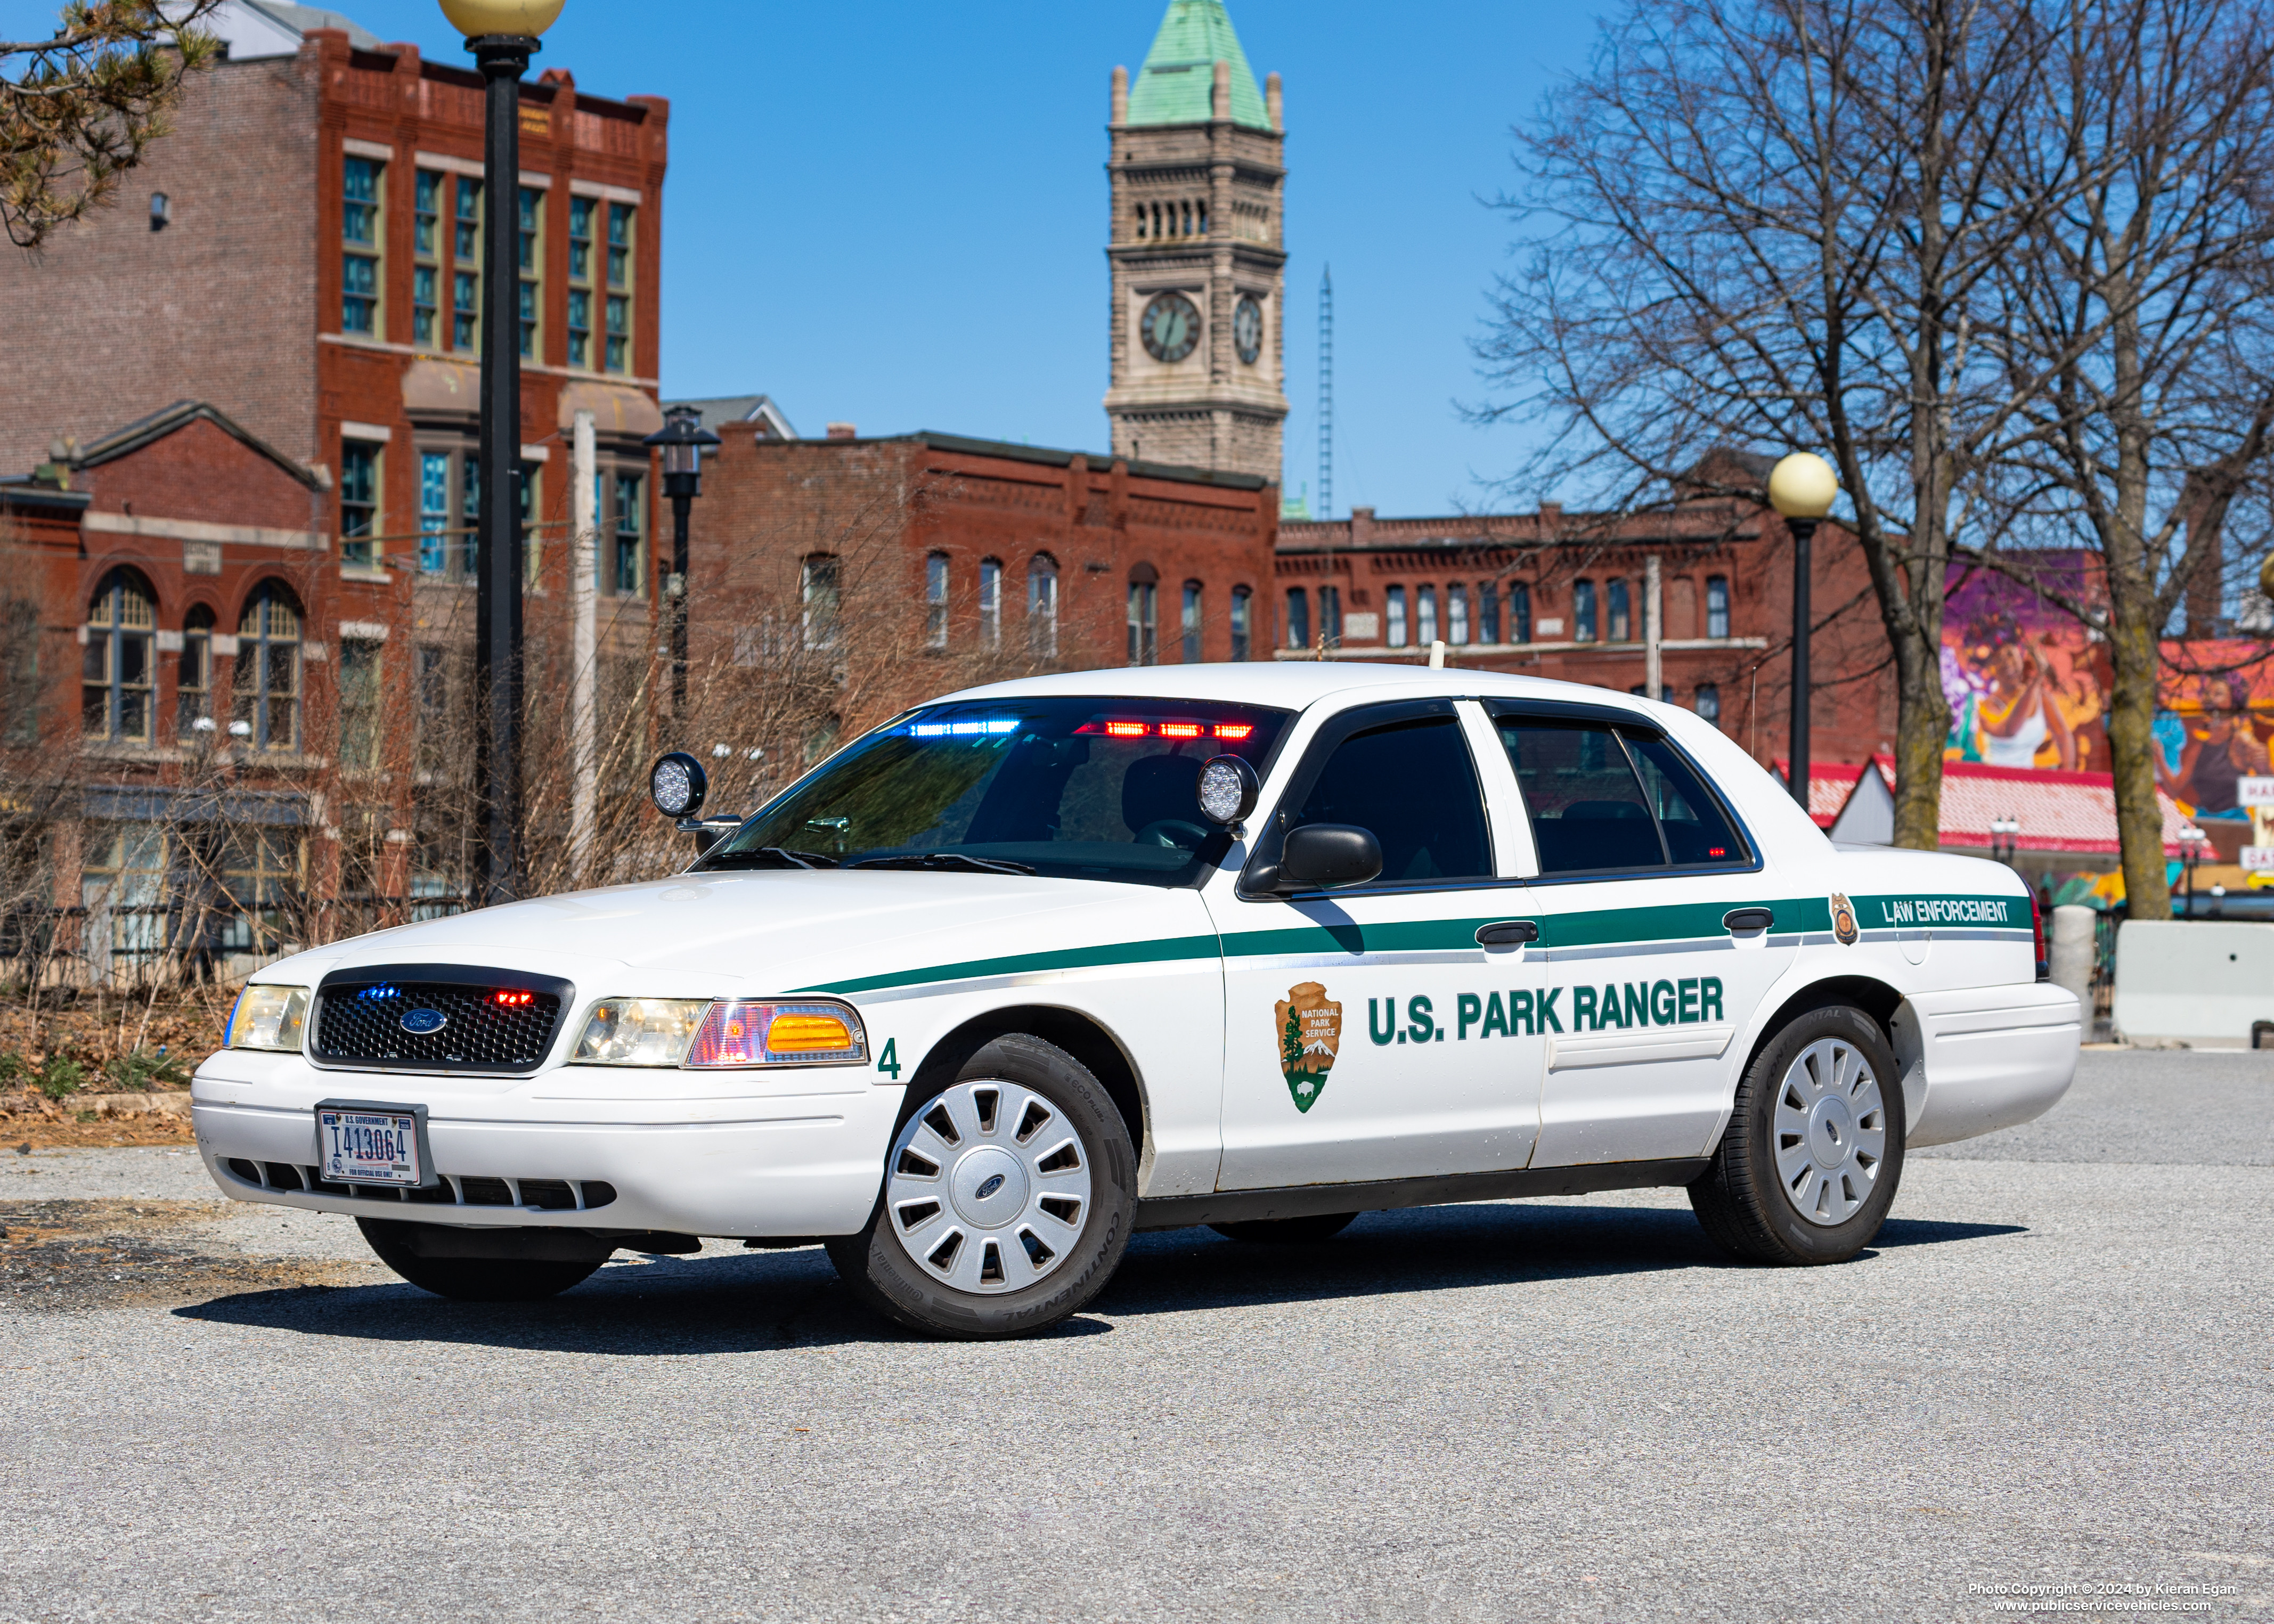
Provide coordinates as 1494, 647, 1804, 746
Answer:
930, 660, 1665, 720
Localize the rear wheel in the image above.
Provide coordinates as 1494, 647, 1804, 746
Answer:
1210, 1212, 1359, 1244
826, 1033, 1136, 1339
1689, 1003, 1905, 1265
356, 1218, 605, 1301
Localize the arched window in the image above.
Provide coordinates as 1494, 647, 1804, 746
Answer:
925, 553, 950, 649
1230, 585, 1252, 661
1574, 580, 1597, 642
83, 569, 157, 742
178, 605, 215, 739
1181, 581, 1203, 663
232, 583, 301, 751
1027, 554, 1058, 656
1386, 585, 1409, 648
979, 558, 1002, 650
1706, 576, 1731, 639
1127, 562, 1159, 666
1285, 586, 1309, 651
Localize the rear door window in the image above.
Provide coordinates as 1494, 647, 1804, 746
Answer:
1495, 719, 1749, 876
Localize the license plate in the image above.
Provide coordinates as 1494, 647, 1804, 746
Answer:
315, 1105, 423, 1187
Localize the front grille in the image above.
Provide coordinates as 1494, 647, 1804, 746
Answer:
226, 1157, 616, 1211
310, 964, 570, 1075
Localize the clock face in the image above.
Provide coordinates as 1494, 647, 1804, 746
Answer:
1234, 296, 1264, 365
1140, 292, 1201, 364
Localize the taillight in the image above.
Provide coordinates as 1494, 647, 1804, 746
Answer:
2030, 891, 2048, 981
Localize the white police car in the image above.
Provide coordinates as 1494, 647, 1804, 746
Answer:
193, 665, 2080, 1337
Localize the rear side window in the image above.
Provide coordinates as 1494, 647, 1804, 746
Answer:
1291, 714, 1493, 883
1496, 721, 1749, 875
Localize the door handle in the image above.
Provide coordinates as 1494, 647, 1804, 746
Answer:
1723, 907, 1774, 933
1476, 920, 1540, 946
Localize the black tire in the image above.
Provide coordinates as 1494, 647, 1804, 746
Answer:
356, 1218, 605, 1301
1209, 1212, 1359, 1244
1689, 1002, 1905, 1265
826, 1033, 1136, 1339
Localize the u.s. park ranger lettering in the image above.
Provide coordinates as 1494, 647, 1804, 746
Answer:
1368, 976, 1726, 1045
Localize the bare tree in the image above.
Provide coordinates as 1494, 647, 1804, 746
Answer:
3, 1, 223, 250
1476, 0, 2089, 848
1976, 0, 2274, 919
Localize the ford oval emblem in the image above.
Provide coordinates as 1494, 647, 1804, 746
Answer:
400, 1008, 448, 1036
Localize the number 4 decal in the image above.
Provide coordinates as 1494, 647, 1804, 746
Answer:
876, 1037, 901, 1081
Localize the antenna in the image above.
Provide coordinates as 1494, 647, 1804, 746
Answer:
1317, 264, 1334, 520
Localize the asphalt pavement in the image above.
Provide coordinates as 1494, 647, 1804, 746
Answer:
1, 1048, 2268, 1623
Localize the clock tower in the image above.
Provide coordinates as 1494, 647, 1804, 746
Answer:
1105, 1, 1287, 482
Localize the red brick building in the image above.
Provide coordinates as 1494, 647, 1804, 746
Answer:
1275, 479, 1894, 774
0, 8, 666, 981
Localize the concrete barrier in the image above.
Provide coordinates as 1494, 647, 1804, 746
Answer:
2112, 920, 2274, 1048
2048, 905, 2096, 1016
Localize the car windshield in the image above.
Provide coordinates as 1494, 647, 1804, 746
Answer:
696, 697, 1292, 886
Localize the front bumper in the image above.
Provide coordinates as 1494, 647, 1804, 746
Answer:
190, 1051, 904, 1237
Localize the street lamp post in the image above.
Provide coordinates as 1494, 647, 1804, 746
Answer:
2179, 823, 2208, 917
1767, 452, 1839, 808
644, 405, 721, 715
440, 0, 563, 906
1990, 814, 2020, 866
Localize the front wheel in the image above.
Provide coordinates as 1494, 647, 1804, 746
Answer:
826, 1034, 1136, 1339
1689, 1003, 1905, 1265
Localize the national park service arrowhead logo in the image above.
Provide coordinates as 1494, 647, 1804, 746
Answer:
1830, 892, 1859, 946
1276, 981, 1341, 1113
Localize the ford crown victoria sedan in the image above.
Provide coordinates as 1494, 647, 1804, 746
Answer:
193, 665, 2081, 1337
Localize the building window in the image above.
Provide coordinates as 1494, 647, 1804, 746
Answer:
83, 569, 156, 743
177, 605, 213, 739
81, 824, 168, 970
339, 639, 382, 771
1286, 586, 1309, 650
418, 450, 452, 575
1510, 582, 1533, 644
218, 827, 302, 957
518, 186, 542, 359
925, 552, 950, 649
1706, 576, 1730, 639
1386, 585, 1408, 648
567, 194, 594, 369
1575, 580, 1597, 642
606, 202, 634, 373
1609, 578, 1631, 642
1319, 584, 1341, 648
452, 175, 482, 350
414, 643, 450, 776
413, 170, 441, 346
1127, 577, 1158, 666
1448, 584, 1470, 645
979, 558, 1002, 650
1417, 584, 1439, 646
1028, 554, 1058, 656
802, 555, 840, 650
1181, 581, 1203, 663
1695, 683, 1722, 726
232, 583, 301, 752
340, 442, 379, 567
1478, 583, 1500, 644
342, 155, 381, 334
1230, 585, 1252, 661
612, 472, 644, 595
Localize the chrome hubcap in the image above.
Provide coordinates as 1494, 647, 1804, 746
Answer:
1772, 1038, 1887, 1227
884, 1079, 1091, 1294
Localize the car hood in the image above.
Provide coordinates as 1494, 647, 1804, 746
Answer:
248, 869, 1204, 1003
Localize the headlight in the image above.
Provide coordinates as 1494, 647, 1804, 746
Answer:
226, 985, 310, 1051
685, 999, 867, 1067
570, 998, 709, 1066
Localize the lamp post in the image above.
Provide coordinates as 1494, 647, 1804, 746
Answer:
439, 0, 564, 906
644, 404, 721, 715
1990, 814, 2020, 867
2179, 823, 2208, 917
1768, 452, 1839, 808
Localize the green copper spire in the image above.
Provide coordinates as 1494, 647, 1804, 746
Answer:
1125, 0, 1272, 130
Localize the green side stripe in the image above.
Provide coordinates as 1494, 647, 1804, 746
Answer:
800, 933, 1220, 996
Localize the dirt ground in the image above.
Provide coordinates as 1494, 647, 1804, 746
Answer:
0, 1196, 361, 1311
0, 1111, 198, 1151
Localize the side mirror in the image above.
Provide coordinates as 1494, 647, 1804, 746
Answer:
649, 751, 707, 820
1277, 823, 1382, 892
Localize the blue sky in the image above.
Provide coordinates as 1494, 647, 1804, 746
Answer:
20, 1, 1602, 516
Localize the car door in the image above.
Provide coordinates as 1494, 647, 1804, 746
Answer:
1206, 698, 1544, 1190
1481, 700, 1798, 1167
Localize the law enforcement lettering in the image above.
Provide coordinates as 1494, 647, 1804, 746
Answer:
1368, 980, 1716, 1044
1874, 895, 2012, 927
